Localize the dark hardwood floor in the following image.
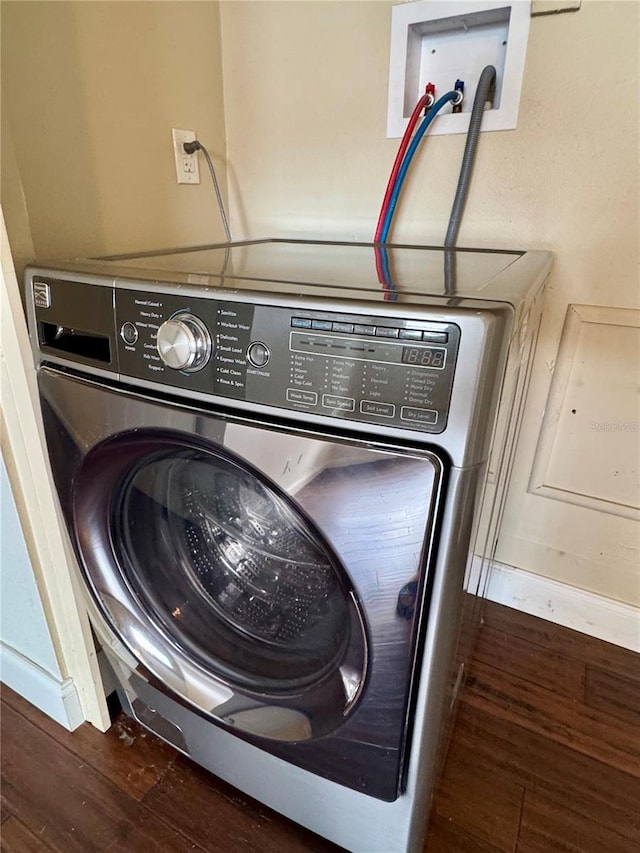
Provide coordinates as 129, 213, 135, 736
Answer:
2, 601, 639, 852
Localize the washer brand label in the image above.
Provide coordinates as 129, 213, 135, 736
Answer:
33, 281, 51, 308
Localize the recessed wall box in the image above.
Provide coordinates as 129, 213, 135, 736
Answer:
387, 0, 531, 137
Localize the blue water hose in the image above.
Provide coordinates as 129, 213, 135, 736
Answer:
380, 247, 398, 300
379, 91, 459, 243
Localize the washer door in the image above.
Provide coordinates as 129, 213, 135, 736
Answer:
73, 429, 366, 740
116, 442, 352, 690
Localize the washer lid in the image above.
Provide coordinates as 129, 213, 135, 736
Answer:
34, 238, 550, 307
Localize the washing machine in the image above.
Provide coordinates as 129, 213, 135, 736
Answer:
26, 239, 551, 853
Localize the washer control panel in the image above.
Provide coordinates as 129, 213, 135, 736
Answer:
114, 290, 460, 434
30, 276, 460, 435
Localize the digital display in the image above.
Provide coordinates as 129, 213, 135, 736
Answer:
401, 346, 446, 369
402, 347, 447, 370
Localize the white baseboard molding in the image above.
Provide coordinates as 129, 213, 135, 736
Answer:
0, 642, 84, 730
485, 561, 640, 653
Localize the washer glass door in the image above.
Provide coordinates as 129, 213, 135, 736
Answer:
113, 441, 352, 693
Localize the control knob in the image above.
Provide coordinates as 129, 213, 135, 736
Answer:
156, 312, 212, 372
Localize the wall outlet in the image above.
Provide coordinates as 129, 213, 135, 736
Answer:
172, 128, 200, 184
387, 0, 531, 137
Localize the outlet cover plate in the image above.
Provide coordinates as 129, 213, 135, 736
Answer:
172, 128, 200, 184
387, 0, 531, 137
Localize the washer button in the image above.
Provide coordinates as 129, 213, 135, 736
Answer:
375, 326, 400, 338
353, 324, 376, 336
401, 407, 438, 425
399, 329, 423, 341
120, 322, 138, 345
247, 341, 271, 368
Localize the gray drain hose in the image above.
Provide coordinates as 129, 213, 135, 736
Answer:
445, 64, 497, 249
444, 64, 496, 296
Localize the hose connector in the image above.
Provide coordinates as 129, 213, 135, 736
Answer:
424, 82, 436, 111
452, 79, 464, 113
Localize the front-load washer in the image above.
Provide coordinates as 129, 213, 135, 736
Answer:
26, 239, 551, 853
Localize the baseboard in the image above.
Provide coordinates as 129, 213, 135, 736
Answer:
0, 642, 84, 730
485, 561, 640, 653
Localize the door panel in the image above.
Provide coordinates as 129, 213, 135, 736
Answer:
498, 304, 640, 608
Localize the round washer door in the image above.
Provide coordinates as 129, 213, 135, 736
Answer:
73, 429, 366, 725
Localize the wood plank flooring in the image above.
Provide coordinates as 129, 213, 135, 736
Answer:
2, 601, 639, 852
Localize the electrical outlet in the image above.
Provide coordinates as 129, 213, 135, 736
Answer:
172, 128, 200, 185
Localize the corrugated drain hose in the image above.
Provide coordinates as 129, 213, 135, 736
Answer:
444, 64, 496, 295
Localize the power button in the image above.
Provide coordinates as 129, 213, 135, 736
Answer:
120, 322, 138, 345
247, 341, 270, 368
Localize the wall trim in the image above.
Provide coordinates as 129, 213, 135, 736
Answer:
1, 209, 110, 731
485, 560, 640, 653
0, 642, 84, 730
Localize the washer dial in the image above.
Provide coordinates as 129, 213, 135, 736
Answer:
156, 313, 212, 372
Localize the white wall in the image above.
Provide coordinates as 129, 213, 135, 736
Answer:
220, 1, 638, 257
0, 454, 61, 678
